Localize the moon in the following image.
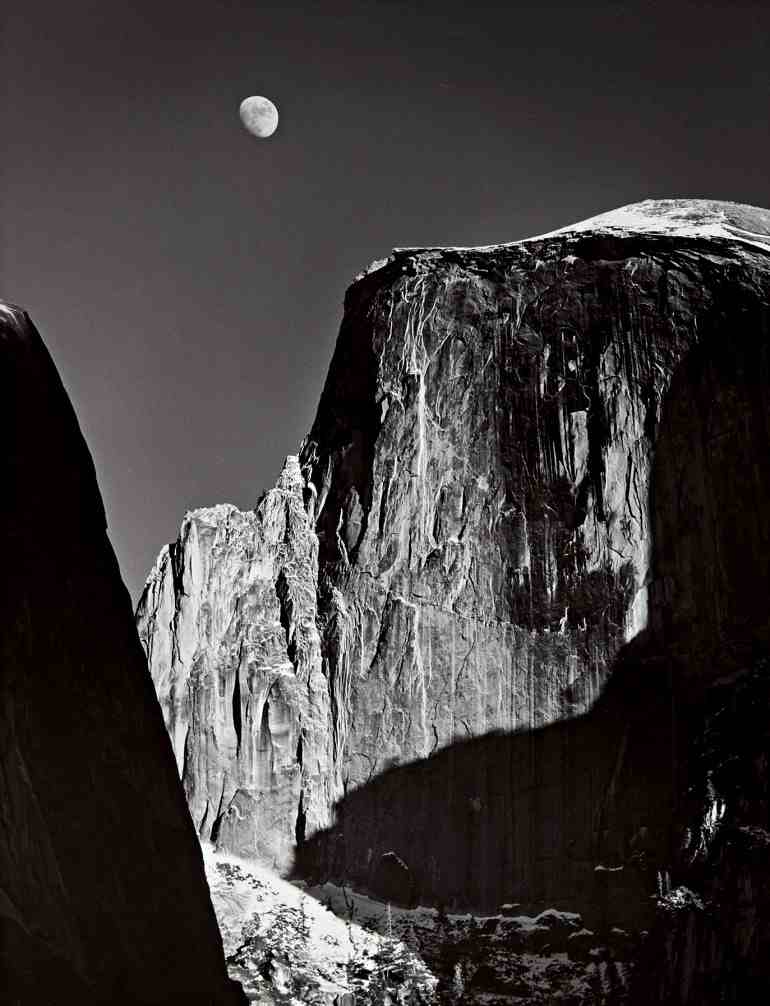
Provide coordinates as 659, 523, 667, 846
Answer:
239, 96, 279, 138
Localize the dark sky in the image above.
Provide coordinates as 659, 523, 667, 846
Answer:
3, 0, 769, 602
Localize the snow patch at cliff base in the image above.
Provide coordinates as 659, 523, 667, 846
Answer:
202, 841, 645, 1002
202, 843, 436, 1003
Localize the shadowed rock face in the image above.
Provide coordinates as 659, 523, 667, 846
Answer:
295, 634, 677, 925
0, 303, 243, 1004
138, 202, 770, 937
631, 660, 770, 1005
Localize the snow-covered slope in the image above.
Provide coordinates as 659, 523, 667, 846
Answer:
524, 198, 770, 252
202, 842, 641, 1003
359, 199, 770, 275
202, 843, 436, 1004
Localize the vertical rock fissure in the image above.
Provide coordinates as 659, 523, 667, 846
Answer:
232, 653, 242, 759
210, 775, 228, 845
324, 586, 355, 771
275, 569, 297, 667
295, 789, 307, 845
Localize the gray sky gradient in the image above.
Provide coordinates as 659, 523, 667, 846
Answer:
4, 0, 769, 601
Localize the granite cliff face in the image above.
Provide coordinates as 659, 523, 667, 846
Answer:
138, 199, 770, 984
138, 458, 332, 870
0, 303, 243, 1004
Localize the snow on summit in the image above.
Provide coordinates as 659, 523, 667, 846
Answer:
360, 199, 770, 278
525, 198, 770, 252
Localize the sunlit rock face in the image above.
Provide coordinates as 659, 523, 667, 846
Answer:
0, 303, 242, 1005
304, 243, 662, 783
137, 457, 334, 870
302, 198, 770, 795
139, 200, 770, 919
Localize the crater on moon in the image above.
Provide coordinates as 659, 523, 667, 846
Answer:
239, 96, 279, 139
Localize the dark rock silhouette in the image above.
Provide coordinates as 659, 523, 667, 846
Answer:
0, 302, 243, 1003
631, 660, 770, 1004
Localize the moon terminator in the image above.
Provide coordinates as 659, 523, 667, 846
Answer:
239, 96, 279, 138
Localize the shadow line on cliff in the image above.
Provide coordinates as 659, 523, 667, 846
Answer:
291, 626, 676, 929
